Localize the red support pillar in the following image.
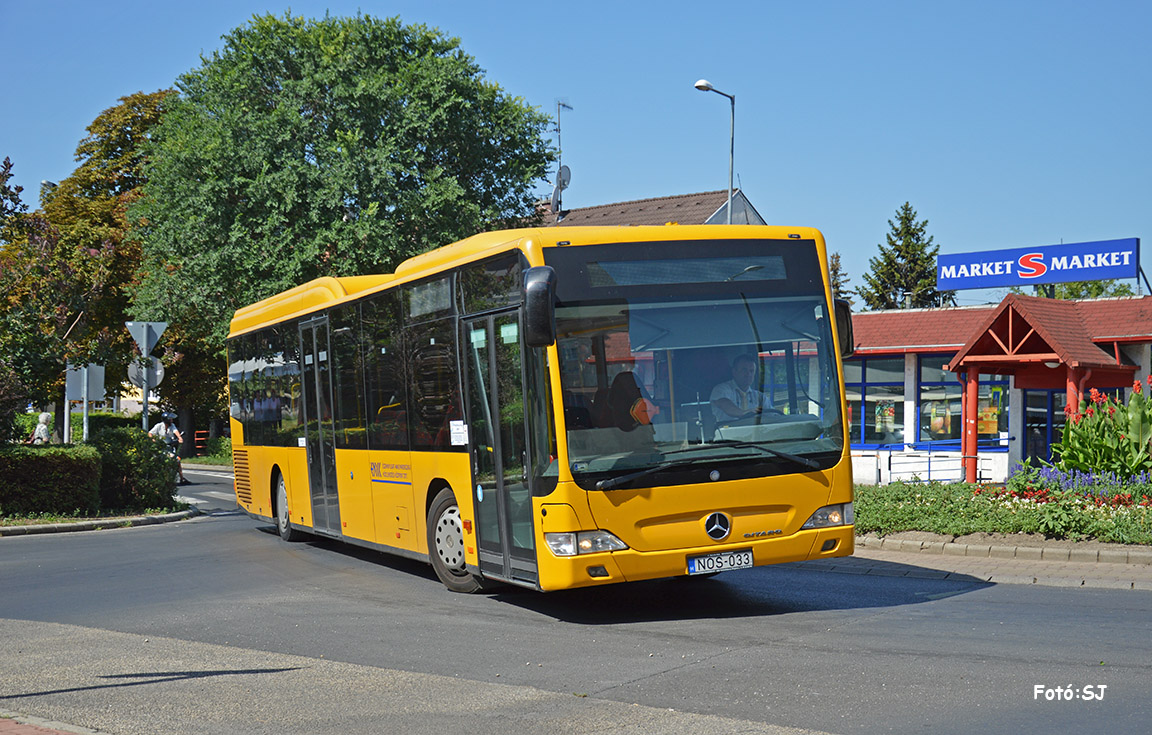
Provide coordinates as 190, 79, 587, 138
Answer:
963, 370, 979, 483
1065, 367, 1080, 417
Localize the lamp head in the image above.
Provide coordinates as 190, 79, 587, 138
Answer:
694, 79, 714, 92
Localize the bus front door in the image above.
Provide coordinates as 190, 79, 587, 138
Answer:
299, 316, 341, 537
464, 313, 538, 586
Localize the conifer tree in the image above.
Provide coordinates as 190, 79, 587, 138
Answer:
857, 202, 955, 310
828, 251, 853, 306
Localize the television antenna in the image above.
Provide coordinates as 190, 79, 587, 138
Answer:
551, 100, 573, 214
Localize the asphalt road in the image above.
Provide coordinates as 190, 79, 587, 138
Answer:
1, 468, 1149, 735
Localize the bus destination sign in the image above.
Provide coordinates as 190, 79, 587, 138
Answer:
936, 238, 1140, 291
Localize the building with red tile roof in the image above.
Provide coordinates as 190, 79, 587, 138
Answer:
848, 294, 1152, 483
539, 189, 766, 227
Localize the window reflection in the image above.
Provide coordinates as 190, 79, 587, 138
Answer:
556, 295, 845, 484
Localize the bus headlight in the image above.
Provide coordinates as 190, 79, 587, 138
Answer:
801, 503, 854, 529
545, 531, 628, 557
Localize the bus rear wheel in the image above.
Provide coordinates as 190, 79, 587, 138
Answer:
427, 488, 482, 593
275, 474, 304, 542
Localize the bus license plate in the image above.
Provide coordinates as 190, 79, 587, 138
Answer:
687, 549, 754, 575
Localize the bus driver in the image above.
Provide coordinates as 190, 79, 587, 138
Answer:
710, 354, 774, 424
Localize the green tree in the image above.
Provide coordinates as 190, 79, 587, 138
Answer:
38, 91, 175, 396
1016, 280, 1135, 300
0, 208, 115, 414
857, 202, 955, 310
828, 251, 854, 306
132, 13, 554, 350
1, 157, 26, 233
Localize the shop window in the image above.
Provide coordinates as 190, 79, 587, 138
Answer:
918, 355, 1008, 446
843, 357, 905, 447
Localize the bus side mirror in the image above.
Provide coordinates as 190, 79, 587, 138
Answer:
834, 298, 854, 358
523, 266, 557, 347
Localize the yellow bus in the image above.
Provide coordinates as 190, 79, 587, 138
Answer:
227, 225, 855, 592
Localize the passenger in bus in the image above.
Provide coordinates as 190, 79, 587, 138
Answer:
710, 354, 776, 424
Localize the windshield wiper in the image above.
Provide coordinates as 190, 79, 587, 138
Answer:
708, 440, 821, 469
595, 458, 708, 491
594, 440, 820, 491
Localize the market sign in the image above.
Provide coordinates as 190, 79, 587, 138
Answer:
936, 238, 1140, 290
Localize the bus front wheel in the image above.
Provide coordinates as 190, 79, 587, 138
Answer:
275, 473, 304, 542
427, 488, 482, 593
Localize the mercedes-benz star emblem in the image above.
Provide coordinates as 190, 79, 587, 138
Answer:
704, 512, 731, 541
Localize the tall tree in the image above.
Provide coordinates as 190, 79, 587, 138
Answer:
0, 158, 31, 437
132, 13, 555, 350
828, 251, 854, 306
38, 91, 175, 392
0, 203, 115, 412
1, 92, 171, 430
857, 202, 955, 310
0, 157, 25, 232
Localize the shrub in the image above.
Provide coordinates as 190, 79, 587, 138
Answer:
205, 435, 232, 460
87, 427, 177, 511
1053, 381, 1152, 477
0, 445, 101, 515
14, 411, 147, 444
856, 470, 1152, 544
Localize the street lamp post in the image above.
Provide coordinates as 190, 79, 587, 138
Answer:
694, 79, 735, 224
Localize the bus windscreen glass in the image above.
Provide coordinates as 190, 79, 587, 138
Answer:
546, 240, 844, 490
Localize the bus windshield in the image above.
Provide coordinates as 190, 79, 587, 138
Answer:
547, 240, 845, 490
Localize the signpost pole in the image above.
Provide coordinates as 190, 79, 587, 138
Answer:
82, 364, 89, 441
141, 362, 150, 431
125, 321, 167, 431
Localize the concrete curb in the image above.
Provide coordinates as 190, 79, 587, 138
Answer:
857, 534, 1152, 566
0, 707, 101, 733
0, 509, 199, 537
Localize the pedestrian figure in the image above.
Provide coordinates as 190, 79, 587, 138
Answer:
25, 412, 52, 444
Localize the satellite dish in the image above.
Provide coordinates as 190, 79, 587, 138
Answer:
550, 165, 571, 214
127, 356, 165, 388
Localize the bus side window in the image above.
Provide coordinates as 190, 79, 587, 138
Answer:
407, 317, 461, 451
331, 304, 367, 449
364, 291, 409, 451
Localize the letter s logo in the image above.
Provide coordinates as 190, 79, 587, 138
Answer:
1018, 253, 1047, 279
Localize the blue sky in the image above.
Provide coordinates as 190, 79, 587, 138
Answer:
3, 0, 1149, 304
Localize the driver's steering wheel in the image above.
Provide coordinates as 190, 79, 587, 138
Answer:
717, 408, 784, 428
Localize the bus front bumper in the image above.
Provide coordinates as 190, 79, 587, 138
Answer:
537, 525, 854, 591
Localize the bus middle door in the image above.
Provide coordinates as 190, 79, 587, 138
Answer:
463, 313, 538, 586
299, 316, 341, 537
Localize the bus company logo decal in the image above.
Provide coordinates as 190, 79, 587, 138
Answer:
704, 512, 731, 541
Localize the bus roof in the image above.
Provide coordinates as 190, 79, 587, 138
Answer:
228, 224, 825, 337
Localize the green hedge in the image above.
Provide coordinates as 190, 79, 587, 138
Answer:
0, 445, 102, 515
14, 411, 148, 441
88, 428, 177, 511
0, 427, 177, 516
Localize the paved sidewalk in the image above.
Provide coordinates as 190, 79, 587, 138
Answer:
799, 535, 1152, 590
0, 710, 98, 734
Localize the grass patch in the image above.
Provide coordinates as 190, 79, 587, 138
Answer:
1, 505, 189, 527
185, 454, 233, 467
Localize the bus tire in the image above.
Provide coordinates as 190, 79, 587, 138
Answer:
275, 473, 304, 542
427, 487, 482, 593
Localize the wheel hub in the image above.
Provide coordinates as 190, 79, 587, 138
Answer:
435, 507, 466, 570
